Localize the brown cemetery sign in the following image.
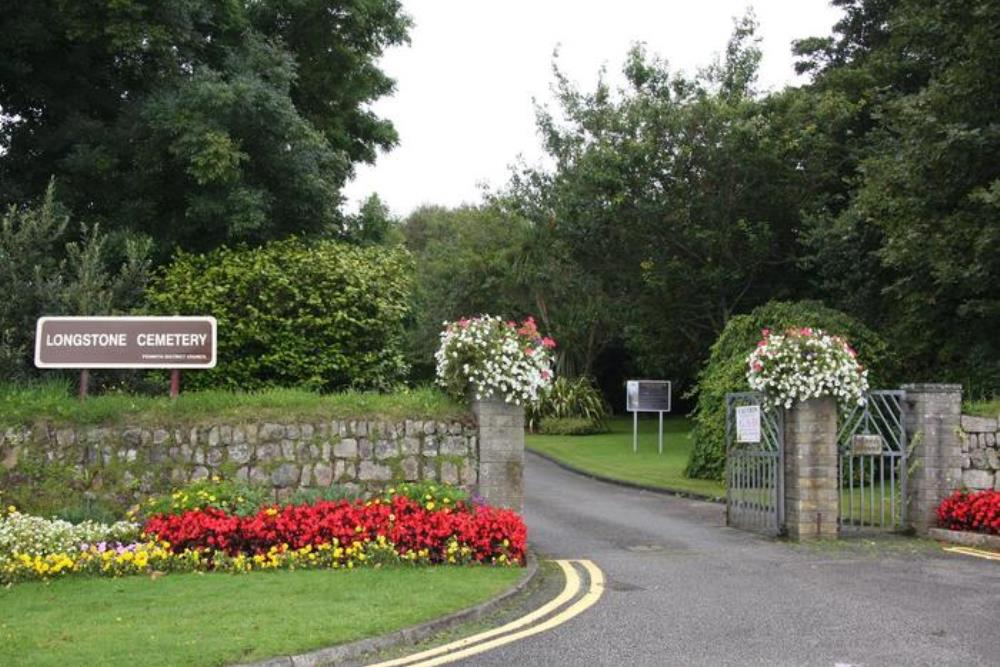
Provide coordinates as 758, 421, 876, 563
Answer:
35, 316, 217, 369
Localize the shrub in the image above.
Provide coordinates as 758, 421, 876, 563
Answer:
536, 417, 609, 436
146, 238, 412, 391
687, 300, 894, 481
937, 490, 1000, 535
435, 315, 555, 404
527, 376, 610, 432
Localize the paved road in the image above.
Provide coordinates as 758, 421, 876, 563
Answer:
460, 453, 1000, 667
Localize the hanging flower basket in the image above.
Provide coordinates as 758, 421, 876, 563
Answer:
746, 327, 868, 409
435, 315, 556, 405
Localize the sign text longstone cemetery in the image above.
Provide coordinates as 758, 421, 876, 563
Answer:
35, 316, 217, 369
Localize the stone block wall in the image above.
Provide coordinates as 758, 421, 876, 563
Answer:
0, 417, 479, 505
959, 414, 1000, 491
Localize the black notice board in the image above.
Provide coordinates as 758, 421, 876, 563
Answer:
626, 380, 672, 413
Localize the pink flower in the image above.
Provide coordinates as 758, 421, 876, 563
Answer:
541, 337, 556, 349
761, 328, 771, 338
541, 370, 551, 380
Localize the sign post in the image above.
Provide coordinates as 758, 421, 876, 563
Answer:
35, 316, 217, 399
626, 380, 673, 454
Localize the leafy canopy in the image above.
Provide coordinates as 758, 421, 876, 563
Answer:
146, 238, 413, 392
0, 0, 410, 254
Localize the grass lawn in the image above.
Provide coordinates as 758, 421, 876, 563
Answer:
527, 416, 725, 499
964, 398, 1000, 418
0, 567, 521, 667
0, 381, 467, 426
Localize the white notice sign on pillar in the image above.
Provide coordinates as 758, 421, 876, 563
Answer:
735, 405, 762, 443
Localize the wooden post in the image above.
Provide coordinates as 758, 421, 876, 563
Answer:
170, 369, 181, 400
78, 369, 89, 401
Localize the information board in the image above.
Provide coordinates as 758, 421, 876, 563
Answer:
35, 316, 217, 369
626, 380, 672, 413
735, 405, 762, 443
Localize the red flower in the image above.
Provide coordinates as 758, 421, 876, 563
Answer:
144, 495, 528, 564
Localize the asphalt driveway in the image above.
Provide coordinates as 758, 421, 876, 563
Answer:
457, 452, 1000, 666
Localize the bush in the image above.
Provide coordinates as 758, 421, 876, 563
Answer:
937, 490, 1000, 535
536, 417, 609, 436
146, 238, 412, 391
687, 300, 894, 481
527, 376, 610, 432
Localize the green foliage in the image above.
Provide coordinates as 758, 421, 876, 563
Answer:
795, 0, 1000, 395
687, 300, 893, 481
288, 486, 363, 506
536, 417, 609, 436
527, 376, 610, 432
964, 399, 1000, 419
141, 477, 271, 518
376, 481, 470, 508
501, 15, 811, 388
341, 194, 400, 246
0, 183, 150, 381
0, 0, 411, 253
0, 381, 467, 426
402, 205, 530, 379
146, 238, 413, 391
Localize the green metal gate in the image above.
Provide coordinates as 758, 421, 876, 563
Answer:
726, 392, 784, 535
837, 390, 908, 532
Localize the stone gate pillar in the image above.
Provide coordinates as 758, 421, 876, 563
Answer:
471, 397, 524, 512
902, 384, 963, 535
784, 397, 840, 540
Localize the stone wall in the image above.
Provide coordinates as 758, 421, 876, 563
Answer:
959, 414, 1000, 491
0, 417, 479, 505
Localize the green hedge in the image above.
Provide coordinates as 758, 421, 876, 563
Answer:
686, 300, 895, 481
536, 417, 610, 436
146, 238, 412, 391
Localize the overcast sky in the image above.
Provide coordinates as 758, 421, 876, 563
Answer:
342, 0, 843, 217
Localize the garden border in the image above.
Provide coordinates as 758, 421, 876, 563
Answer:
526, 449, 725, 504
234, 553, 540, 667
927, 528, 1000, 550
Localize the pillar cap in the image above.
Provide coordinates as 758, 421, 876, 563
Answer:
900, 383, 963, 394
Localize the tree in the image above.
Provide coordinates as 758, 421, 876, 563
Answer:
0, 0, 410, 255
503, 16, 811, 388
0, 182, 150, 380
795, 0, 1000, 393
401, 205, 529, 379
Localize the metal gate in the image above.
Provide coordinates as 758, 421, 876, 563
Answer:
726, 392, 784, 535
837, 390, 908, 532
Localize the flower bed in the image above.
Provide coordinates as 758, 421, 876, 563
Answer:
936, 489, 1000, 535
1, 486, 526, 584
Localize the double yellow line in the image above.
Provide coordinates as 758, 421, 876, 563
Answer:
367, 560, 605, 667
943, 546, 1000, 561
